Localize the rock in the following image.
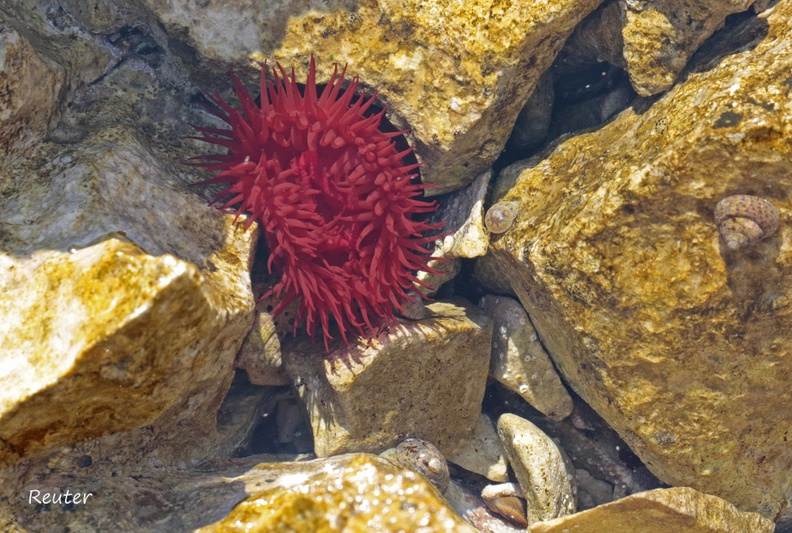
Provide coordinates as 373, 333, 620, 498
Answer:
4, 452, 474, 532
215, 376, 278, 458
497, 414, 577, 525
555, 0, 756, 97
495, 397, 665, 501
235, 307, 288, 386
473, 253, 517, 296
418, 171, 491, 296
198, 454, 475, 533
447, 414, 510, 483
435, 171, 491, 260
0, 136, 255, 469
283, 298, 492, 457
146, 0, 605, 193
491, 3, 792, 518
479, 295, 573, 420
619, 0, 754, 96
529, 487, 775, 533
0, 25, 65, 160
505, 70, 555, 156
575, 468, 615, 509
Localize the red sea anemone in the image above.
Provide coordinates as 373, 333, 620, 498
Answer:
190, 56, 442, 350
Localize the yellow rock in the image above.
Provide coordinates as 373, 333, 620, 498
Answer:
492, 1, 792, 519
283, 298, 492, 457
529, 487, 774, 533
0, 138, 256, 469
197, 454, 476, 533
149, 0, 604, 193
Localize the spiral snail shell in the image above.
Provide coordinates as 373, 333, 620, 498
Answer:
379, 438, 450, 493
485, 201, 520, 234
714, 195, 779, 250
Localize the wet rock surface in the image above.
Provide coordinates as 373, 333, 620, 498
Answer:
1, 0, 790, 531
282, 298, 492, 458
492, 1, 792, 520
529, 487, 775, 532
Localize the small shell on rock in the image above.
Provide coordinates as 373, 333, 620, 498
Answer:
380, 438, 450, 493
481, 482, 529, 527
485, 201, 520, 234
714, 195, 780, 250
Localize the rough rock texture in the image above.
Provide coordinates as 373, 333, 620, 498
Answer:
198, 454, 476, 533
145, 0, 605, 193
497, 414, 576, 525
529, 487, 774, 533
492, 2, 792, 519
417, 171, 491, 296
4, 451, 473, 532
283, 298, 492, 457
0, 25, 64, 160
0, 135, 255, 470
479, 295, 573, 420
619, 0, 755, 96
561, 0, 756, 97
447, 414, 509, 483
235, 306, 288, 386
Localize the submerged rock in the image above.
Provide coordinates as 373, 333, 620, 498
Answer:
529, 487, 774, 533
283, 298, 492, 458
492, 3, 792, 519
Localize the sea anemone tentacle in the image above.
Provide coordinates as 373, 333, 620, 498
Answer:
190, 55, 443, 350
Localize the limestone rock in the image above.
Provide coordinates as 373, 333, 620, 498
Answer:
0, 136, 255, 469
557, 0, 756, 97
198, 454, 475, 533
529, 487, 774, 533
620, 0, 754, 96
492, 3, 792, 518
146, 0, 605, 193
497, 414, 577, 524
447, 414, 510, 483
0, 25, 64, 160
283, 298, 492, 457
480, 295, 573, 420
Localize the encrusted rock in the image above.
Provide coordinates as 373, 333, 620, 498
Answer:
619, 0, 754, 96
479, 296, 573, 420
497, 414, 577, 525
529, 487, 774, 533
146, 0, 604, 193
492, 3, 792, 518
0, 136, 255, 469
199, 454, 474, 532
283, 298, 492, 457
447, 414, 509, 483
